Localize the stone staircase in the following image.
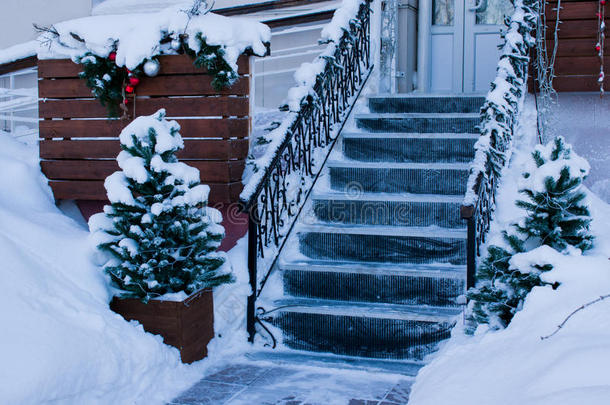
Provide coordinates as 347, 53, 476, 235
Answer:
259, 94, 484, 373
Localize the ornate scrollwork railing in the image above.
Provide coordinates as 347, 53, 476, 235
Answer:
461, 0, 539, 289
239, 0, 372, 342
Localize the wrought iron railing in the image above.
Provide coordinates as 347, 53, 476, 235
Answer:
239, 0, 372, 342
461, 0, 539, 289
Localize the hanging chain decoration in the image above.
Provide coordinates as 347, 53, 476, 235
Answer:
379, 0, 398, 93
597, 0, 607, 97
534, 0, 562, 143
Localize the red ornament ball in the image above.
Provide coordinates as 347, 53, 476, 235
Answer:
128, 77, 140, 86
108, 52, 117, 61
596, 44, 602, 52
125, 85, 134, 93
123, 98, 129, 105
601, 0, 606, 5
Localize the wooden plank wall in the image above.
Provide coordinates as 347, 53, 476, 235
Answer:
38, 54, 250, 205
544, 0, 609, 91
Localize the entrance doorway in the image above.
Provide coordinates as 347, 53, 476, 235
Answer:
429, 0, 513, 93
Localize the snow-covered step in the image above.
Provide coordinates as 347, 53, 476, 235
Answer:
280, 260, 466, 306
269, 298, 461, 360
368, 94, 485, 114
355, 113, 479, 133
245, 350, 424, 377
328, 161, 469, 195
297, 224, 467, 265
342, 132, 478, 163
312, 192, 465, 228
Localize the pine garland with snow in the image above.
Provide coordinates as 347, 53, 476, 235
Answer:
89, 109, 233, 301
467, 136, 594, 333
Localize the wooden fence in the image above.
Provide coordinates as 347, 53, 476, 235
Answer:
545, 0, 609, 91
38, 54, 251, 205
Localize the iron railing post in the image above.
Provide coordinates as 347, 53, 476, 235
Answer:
246, 205, 258, 342
466, 216, 476, 289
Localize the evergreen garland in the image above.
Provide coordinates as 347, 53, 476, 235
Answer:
77, 52, 139, 118
89, 109, 233, 302
466, 136, 593, 333
188, 33, 238, 90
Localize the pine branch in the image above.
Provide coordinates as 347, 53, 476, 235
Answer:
540, 293, 610, 340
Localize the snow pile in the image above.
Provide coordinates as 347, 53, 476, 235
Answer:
0, 41, 37, 65
0, 130, 250, 404
409, 100, 610, 405
37, 5, 270, 73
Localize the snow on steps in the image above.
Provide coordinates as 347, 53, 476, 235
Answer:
256, 94, 483, 370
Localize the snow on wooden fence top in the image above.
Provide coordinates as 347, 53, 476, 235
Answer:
37, 5, 271, 73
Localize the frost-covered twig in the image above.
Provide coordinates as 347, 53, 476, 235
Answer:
540, 293, 610, 340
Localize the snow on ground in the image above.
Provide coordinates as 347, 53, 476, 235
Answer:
0, 131, 251, 404
409, 97, 610, 405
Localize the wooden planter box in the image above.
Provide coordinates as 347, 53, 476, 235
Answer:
110, 289, 214, 364
37, 54, 252, 206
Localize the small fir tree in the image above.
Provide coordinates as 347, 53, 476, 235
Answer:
515, 136, 593, 252
466, 136, 593, 333
89, 109, 233, 301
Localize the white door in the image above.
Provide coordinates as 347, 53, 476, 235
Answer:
430, 0, 514, 93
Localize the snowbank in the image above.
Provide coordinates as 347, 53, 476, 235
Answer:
409, 99, 610, 405
0, 131, 250, 404
38, 5, 270, 73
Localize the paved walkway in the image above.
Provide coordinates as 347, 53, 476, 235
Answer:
169, 361, 412, 405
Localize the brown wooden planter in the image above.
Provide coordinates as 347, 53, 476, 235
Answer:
110, 289, 214, 364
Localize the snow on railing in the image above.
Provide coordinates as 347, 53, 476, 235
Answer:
461, 0, 539, 288
239, 0, 373, 344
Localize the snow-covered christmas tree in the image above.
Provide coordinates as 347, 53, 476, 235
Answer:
89, 109, 233, 301
467, 136, 593, 332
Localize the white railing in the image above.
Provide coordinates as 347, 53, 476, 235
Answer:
0, 67, 38, 143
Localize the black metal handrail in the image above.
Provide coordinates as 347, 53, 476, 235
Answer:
239, 0, 373, 342
461, 0, 540, 289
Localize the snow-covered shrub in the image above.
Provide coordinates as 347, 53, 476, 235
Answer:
467, 136, 593, 332
515, 136, 593, 252
89, 109, 233, 301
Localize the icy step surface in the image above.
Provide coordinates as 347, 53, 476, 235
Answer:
297, 224, 467, 265
328, 161, 470, 195
368, 94, 485, 114
246, 350, 424, 377
269, 298, 461, 360
355, 113, 480, 133
312, 191, 466, 228
342, 132, 478, 163
280, 260, 466, 306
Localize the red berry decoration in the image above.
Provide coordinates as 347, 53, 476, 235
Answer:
125, 85, 134, 93
123, 98, 129, 105
601, 0, 606, 5
108, 52, 116, 61
128, 77, 140, 86
596, 44, 602, 52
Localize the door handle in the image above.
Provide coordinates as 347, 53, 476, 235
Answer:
469, 0, 485, 11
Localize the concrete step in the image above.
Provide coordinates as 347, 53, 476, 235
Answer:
368, 94, 485, 114
355, 113, 479, 133
296, 224, 467, 265
280, 260, 466, 306
342, 132, 478, 163
328, 161, 470, 195
311, 192, 465, 228
269, 298, 461, 360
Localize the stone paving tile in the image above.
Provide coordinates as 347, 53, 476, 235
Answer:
170, 380, 246, 405
203, 363, 270, 386
226, 387, 309, 405
380, 380, 411, 404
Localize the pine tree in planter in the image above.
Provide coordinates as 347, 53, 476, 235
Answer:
89, 109, 233, 302
466, 136, 593, 333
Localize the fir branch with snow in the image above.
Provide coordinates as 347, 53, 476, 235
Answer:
467, 137, 593, 333
89, 109, 233, 302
